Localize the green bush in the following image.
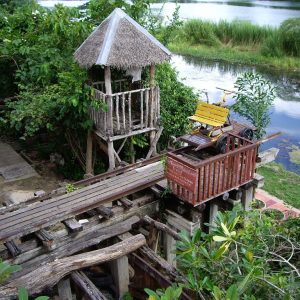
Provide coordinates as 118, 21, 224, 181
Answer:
279, 18, 300, 56
260, 31, 283, 57
181, 19, 219, 46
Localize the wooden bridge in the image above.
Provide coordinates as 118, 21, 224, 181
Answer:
0, 158, 164, 243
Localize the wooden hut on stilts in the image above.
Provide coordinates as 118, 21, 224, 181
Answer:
74, 8, 171, 173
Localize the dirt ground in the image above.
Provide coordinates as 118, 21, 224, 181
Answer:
0, 156, 62, 204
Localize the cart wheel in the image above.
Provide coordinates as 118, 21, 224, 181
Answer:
216, 135, 228, 154
239, 128, 254, 140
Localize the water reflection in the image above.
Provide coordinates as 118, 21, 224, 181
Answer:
171, 54, 300, 174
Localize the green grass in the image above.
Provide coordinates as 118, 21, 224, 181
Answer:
170, 18, 300, 71
169, 42, 300, 71
258, 163, 300, 209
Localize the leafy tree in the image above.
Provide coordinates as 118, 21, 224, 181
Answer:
232, 72, 276, 139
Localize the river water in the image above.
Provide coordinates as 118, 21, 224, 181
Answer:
38, 0, 300, 173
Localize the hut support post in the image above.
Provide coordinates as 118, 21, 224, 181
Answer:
107, 140, 115, 170
130, 137, 135, 164
109, 256, 130, 298
85, 130, 93, 175
149, 64, 157, 156
241, 184, 254, 211
163, 224, 177, 268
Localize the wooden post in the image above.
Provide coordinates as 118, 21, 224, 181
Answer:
109, 256, 130, 298
241, 185, 254, 211
57, 278, 73, 300
107, 140, 115, 170
163, 224, 177, 268
130, 137, 135, 164
86, 130, 93, 175
104, 66, 112, 95
149, 64, 157, 156
209, 201, 218, 232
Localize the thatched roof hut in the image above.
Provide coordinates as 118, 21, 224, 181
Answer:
74, 8, 171, 69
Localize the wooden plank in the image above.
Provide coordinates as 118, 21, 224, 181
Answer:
0, 165, 160, 227
0, 169, 164, 241
119, 197, 133, 209
96, 205, 114, 219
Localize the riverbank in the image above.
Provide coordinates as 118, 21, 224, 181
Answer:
169, 42, 300, 72
258, 163, 300, 209
169, 18, 300, 72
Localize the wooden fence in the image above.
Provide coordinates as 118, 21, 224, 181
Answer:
166, 134, 257, 206
89, 86, 160, 138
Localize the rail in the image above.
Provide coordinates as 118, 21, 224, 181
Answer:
89, 86, 160, 138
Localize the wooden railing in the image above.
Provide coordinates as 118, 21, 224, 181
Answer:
166, 134, 257, 206
89, 86, 160, 139
92, 79, 128, 94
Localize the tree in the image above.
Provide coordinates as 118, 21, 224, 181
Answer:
231, 72, 276, 139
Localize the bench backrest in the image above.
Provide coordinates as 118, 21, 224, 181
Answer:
189, 101, 229, 127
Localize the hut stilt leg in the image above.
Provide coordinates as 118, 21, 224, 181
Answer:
85, 130, 93, 175
107, 140, 115, 170
130, 137, 135, 164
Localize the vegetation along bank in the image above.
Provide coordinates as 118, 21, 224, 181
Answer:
169, 18, 300, 71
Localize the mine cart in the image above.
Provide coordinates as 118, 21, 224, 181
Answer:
166, 134, 257, 206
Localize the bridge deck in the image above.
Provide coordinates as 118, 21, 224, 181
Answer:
0, 162, 164, 242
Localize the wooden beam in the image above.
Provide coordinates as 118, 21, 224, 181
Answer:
0, 235, 146, 298
119, 197, 133, 209
146, 127, 163, 159
71, 271, 108, 300
63, 218, 83, 233
4, 240, 21, 257
96, 205, 114, 219
107, 140, 115, 170
143, 215, 180, 240
35, 229, 55, 251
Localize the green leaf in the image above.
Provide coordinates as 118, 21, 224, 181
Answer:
35, 297, 49, 300
213, 235, 228, 242
245, 251, 254, 262
221, 222, 230, 236
226, 284, 239, 300
18, 287, 28, 300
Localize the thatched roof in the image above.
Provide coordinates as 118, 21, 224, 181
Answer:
74, 8, 171, 69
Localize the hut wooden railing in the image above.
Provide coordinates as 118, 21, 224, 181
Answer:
92, 79, 128, 94
90, 86, 160, 140
166, 134, 257, 206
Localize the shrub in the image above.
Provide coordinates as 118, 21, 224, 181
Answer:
182, 19, 219, 46
279, 18, 300, 56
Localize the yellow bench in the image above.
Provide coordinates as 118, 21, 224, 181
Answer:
188, 101, 229, 127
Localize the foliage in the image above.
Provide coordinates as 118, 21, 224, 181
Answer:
155, 63, 198, 148
176, 206, 300, 299
0, 261, 48, 300
65, 183, 78, 193
0, 259, 21, 284
279, 18, 300, 57
258, 162, 300, 209
144, 284, 183, 300
18, 288, 48, 300
231, 72, 276, 139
